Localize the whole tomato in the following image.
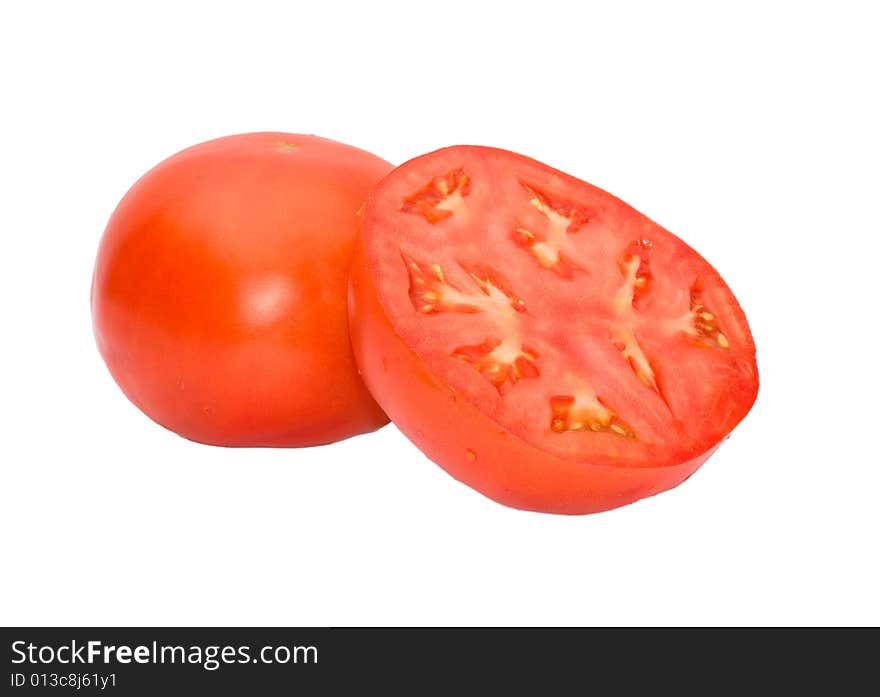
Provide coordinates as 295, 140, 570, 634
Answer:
93, 132, 392, 446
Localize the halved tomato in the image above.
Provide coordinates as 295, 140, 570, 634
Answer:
349, 145, 758, 514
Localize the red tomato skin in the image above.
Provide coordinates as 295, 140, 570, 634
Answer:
349, 237, 715, 515
92, 133, 391, 447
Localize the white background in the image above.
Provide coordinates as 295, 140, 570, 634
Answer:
1, 1, 877, 626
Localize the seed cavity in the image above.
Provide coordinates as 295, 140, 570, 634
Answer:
401, 168, 470, 223
616, 240, 654, 310
512, 226, 580, 277
512, 180, 594, 276
520, 181, 593, 233
402, 253, 526, 318
688, 281, 730, 349
614, 328, 661, 394
458, 261, 528, 314
608, 241, 669, 406
404, 253, 536, 394
402, 253, 479, 314
549, 394, 635, 438
453, 337, 540, 393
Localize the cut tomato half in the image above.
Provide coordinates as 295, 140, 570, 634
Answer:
349, 146, 758, 514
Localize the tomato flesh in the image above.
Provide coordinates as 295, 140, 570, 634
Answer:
351, 145, 758, 512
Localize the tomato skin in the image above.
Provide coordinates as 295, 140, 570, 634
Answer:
349, 236, 715, 515
92, 132, 391, 447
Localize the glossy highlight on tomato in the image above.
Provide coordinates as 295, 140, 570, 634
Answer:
349, 145, 758, 514
92, 132, 392, 447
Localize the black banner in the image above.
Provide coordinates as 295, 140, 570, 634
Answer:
1, 627, 874, 693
